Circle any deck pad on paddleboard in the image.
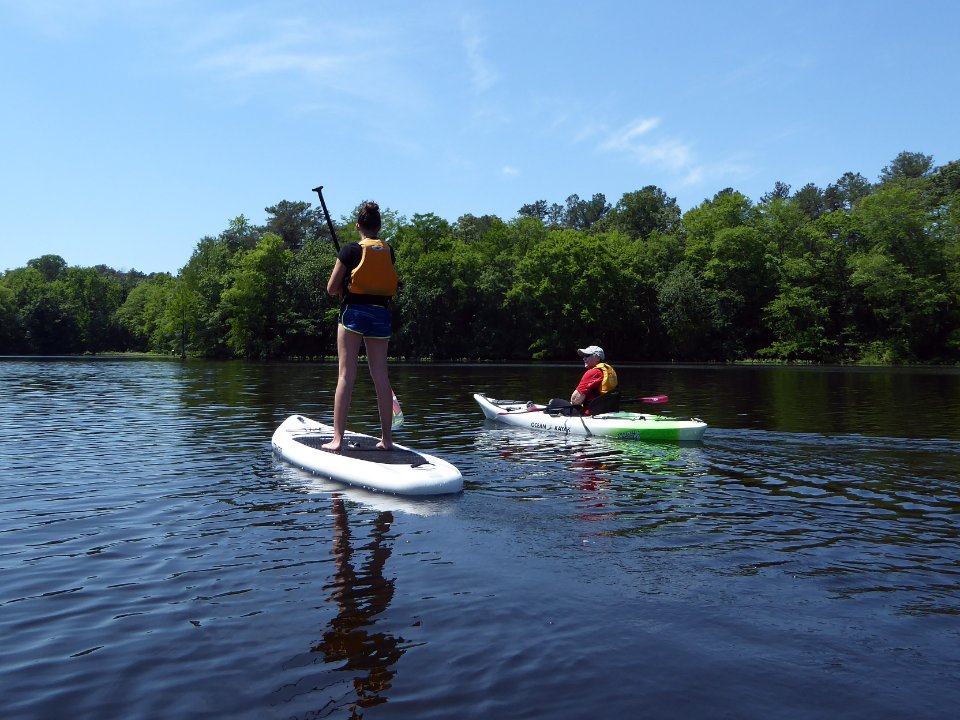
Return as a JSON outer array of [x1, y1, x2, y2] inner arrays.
[[292, 434, 432, 466]]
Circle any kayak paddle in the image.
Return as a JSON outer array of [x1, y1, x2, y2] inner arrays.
[[622, 394, 669, 404], [499, 394, 668, 415]]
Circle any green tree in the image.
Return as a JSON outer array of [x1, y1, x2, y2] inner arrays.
[[824, 171, 872, 211], [0, 282, 24, 353], [395, 213, 451, 258], [505, 229, 639, 359], [177, 236, 234, 357], [2, 266, 80, 353], [757, 193, 806, 260], [853, 185, 938, 276], [604, 186, 681, 239], [466, 216, 549, 359], [792, 183, 826, 219], [21, 274, 81, 353], [760, 181, 791, 203], [518, 200, 564, 227], [760, 286, 833, 361], [116, 273, 177, 352], [562, 193, 610, 231], [161, 276, 200, 358], [656, 265, 723, 360], [759, 255, 838, 361], [283, 235, 337, 357], [878, 151, 934, 184], [518, 200, 549, 222], [451, 214, 501, 246], [683, 190, 757, 265], [843, 172, 954, 361], [61, 267, 125, 352], [264, 200, 326, 251], [928, 160, 960, 206], [220, 233, 292, 359], [219, 215, 260, 253], [27, 254, 68, 282], [391, 214, 462, 359]]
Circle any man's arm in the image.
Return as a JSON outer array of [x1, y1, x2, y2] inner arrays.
[[571, 368, 602, 405]]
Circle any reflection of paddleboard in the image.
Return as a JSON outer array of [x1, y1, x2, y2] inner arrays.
[[274, 461, 459, 517], [272, 415, 463, 496]]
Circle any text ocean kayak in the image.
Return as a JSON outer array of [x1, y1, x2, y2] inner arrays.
[[474, 393, 707, 442], [272, 415, 463, 495]]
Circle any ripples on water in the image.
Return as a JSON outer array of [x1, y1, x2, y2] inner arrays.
[[1, 359, 959, 719]]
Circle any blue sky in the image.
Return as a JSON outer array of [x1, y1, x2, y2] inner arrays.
[[2, 0, 958, 275]]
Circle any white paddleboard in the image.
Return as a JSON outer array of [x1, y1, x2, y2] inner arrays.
[[272, 414, 463, 496]]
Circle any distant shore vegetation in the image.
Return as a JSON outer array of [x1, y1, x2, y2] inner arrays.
[[2, 151, 958, 365]]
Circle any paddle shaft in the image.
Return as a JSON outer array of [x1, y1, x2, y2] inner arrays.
[[499, 394, 668, 415], [312, 185, 341, 253]]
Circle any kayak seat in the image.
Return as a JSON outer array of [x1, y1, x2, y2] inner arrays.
[[586, 391, 621, 415], [545, 398, 581, 416]]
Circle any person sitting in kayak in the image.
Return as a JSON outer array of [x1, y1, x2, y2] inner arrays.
[[547, 345, 620, 415]]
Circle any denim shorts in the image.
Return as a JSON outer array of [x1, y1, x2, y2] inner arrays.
[[339, 303, 392, 339]]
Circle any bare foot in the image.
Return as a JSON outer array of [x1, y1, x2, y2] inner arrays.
[[321, 440, 342, 452], [376, 441, 394, 451]]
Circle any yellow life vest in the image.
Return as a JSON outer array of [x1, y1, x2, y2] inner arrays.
[[348, 239, 398, 297], [597, 362, 618, 394]]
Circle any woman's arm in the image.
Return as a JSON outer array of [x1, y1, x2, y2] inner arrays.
[[326, 259, 347, 297]]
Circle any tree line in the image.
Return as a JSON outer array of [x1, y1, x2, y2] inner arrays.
[[2, 151, 958, 364]]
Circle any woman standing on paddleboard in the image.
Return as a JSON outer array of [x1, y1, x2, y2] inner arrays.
[[322, 201, 399, 452]]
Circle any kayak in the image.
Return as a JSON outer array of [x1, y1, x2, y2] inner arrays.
[[474, 393, 707, 442], [272, 415, 463, 496]]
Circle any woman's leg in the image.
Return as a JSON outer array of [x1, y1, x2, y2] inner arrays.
[[322, 325, 363, 451], [364, 336, 393, 449]]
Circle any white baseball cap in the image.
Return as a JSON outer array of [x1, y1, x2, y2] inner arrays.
[[577, 345, 605, 360]]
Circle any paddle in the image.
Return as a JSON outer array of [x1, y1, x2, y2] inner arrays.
[[622, 394, 669, 404], [391, 391, 404, 429], [498, 394, 669, 415], [312, 185, 341, 253]]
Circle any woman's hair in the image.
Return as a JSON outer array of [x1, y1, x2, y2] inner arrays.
[[356, 201, 382, 236]]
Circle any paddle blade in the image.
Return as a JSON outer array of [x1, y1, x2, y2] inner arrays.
[[622, 394, 670, 405], [391, 391, 404, 429]]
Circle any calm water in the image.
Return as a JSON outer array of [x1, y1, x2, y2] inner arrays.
[[2, 358, 959, 719]]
